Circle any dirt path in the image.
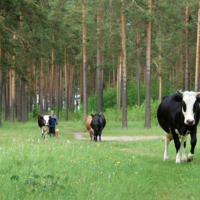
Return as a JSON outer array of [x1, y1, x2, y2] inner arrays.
[[71, 131, 163, 141]]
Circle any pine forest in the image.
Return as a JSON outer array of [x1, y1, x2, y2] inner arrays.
[[1, 0, 200, 127]]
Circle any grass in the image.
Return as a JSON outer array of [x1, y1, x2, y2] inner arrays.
[[1, 120, 200, 199]]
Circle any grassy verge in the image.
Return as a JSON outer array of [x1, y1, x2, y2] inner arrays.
[[1, 121, 200, 199]]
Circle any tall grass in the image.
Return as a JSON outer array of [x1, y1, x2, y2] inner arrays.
[[1, 121, 200, 199]]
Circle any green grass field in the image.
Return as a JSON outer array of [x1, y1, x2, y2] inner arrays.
[[1, 120, 200, 200]]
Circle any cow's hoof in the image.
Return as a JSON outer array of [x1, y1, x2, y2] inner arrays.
[[187, 153, 194, 162], [187, 157, 193, 162], [175, 159, 181, 164], [181, 157, 187, 162], [164, 155, 169, 161]]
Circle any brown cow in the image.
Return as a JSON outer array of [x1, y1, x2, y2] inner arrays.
[[84, 115, 94, 140]]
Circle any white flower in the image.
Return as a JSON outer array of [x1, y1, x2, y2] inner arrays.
[[135, 172, 138, 174], [108, 174, 111, 179]]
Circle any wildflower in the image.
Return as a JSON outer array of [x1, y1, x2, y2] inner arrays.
[[135, 172, 138, 174], [67, 140, 70, 143], [108, 174, 111, 179], [38, 139, 40, 143], [117, 161, 120, 164]]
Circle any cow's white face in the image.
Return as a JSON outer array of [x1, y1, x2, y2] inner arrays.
[[182, 91, 197, 125], [43, 115, 50, 126]]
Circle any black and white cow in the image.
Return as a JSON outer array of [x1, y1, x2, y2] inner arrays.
[[157, 90, 200, 163], [38, 114, 51, 138], [91, 114, 106, 142]]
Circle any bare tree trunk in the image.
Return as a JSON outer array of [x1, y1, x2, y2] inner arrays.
[[185, 1, 190, 90], [40, 38, 44, 114], [96, 3, 103, 114], [180, 43, 184, 89], [50, 35, 54, 110], [64, 45, 68, 120], [137, 33, 141, 107], [195, 5, 200, 92], [17, 76, 22, 122], [82, 0, 87, 119], [112, 54, 115, 88], [117, 54, 122, 112], [57, 65, 60, 119], [145, 0, 152, 128], [121, 0, 127, 128], [158, 38, 162, 100], [0, 17, 2, 127], [80, 62, 83, 103]]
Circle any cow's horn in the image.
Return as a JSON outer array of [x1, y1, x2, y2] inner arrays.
[[196, 92, 200, 96], [177, 90, 183, 95]]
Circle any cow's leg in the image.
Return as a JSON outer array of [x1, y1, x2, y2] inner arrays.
[[164, 133, 170, 161], [187, 131, 197, 162], [181, 135, 187, 162], [173, 135, 181, 164], [40, 128, 45, 138], [99, 130, 102, 142], [94, 134, 97, 142]]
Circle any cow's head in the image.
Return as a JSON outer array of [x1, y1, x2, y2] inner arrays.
[[43, 115, 50, 126], [176, 90, 200, 125]]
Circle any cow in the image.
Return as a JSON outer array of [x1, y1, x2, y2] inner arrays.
[[38, 114, 51, 138], [157, 90, 200, 163], [90, 113, 106, 142], [84, 115, 94, 140]]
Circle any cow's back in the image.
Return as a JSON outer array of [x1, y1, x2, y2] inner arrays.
[[157, 93, 182, 133]]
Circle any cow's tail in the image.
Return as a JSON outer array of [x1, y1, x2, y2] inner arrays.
[[161, 137, 165, 142], [84, 129, 87, 132]]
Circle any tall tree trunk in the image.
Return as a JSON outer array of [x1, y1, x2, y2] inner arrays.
[[137, 33, 141, 107], [96, 3, 103, 114], [117, 54, 122, 112], [40, 38, 44, 114], [0, 15, 2, 127], [9, 67, 15, 123], [112, 54, 115, 88], [180, 43, 184, 89], [64, 45, 68, 120], [158, 38, 162, 100], [50, 35, 54, 110], [145, 0, 152, 128], [80, 62, 83, 103], [121, 0, 127, 128], [57, 65, 60, 119], [17, 76, 22, 122], [185, 1, 190, 90], [82, 0, 87, 119], [195, 5, 200, 92]]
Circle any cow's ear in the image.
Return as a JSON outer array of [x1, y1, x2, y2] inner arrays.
[[91, 114, 94, 117], [197, 97, 200, 103], [40, 116, 43, 119], [173, 94, 182, 102]]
